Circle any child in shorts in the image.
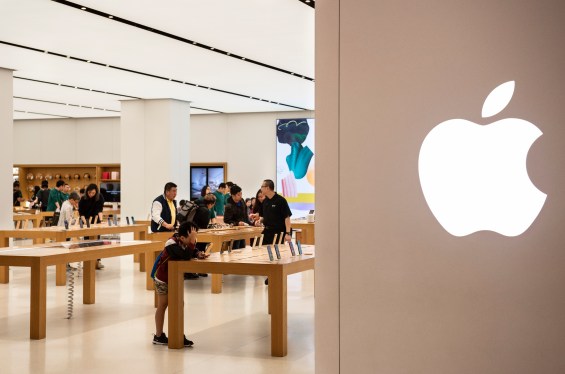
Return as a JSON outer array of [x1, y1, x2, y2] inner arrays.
[[152, 221, 209, 346]]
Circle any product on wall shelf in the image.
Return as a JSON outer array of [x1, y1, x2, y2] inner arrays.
[[15, 164, 120, 200]]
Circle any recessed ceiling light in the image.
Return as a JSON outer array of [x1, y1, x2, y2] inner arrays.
[[81, 7, 86, 10], [86, 60, 90, 63], [211, 47, 215, 50], [242, 57, 246, 60], [109, 15, 113, 19]]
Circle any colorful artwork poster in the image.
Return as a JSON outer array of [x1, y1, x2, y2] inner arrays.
[[276, 118, 315, 218]]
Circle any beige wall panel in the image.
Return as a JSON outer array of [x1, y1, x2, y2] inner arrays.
[[315, 0, 340, 373], [318, 0, 565, 373]]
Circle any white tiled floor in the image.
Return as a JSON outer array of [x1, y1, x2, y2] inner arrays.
[[0, 245, 315, 374]]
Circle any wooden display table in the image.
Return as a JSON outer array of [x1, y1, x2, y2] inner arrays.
[[167, 244, 315, 357], [0, 239, 162, 340], [140, 226, 263, 275], [13, 207, 37, 214], [0, 223, 148, 285], [13, 212, 43, 229], [197, 226, 264, 253], [291, 219, 315, 244]]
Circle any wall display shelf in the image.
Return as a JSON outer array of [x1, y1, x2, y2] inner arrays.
[[16, 164, 120, 200]]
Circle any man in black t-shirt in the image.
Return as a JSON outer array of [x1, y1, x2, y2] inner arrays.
[[257, 179, 292, 245]]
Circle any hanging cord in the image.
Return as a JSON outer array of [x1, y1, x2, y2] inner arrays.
[[66, 266, 75, 319], [76, 261, 83, 278]]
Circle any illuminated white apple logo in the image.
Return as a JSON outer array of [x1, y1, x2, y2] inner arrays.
[[418, 81, 546, 237]]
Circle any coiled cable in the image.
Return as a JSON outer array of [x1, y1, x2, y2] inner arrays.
[[66, 265, 75, 319]]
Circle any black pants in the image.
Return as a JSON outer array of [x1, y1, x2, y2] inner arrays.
[[262, 228, 287, 245]]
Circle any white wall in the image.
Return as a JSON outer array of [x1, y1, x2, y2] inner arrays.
[[14, 117, 120, 164], [190, 110, 314, 197], [13, 110, 314, 199]]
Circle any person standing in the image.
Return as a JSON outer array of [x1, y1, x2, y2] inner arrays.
[[151, 182, 178, 233], [152, 222, 208, 347], [190, 193, 217, 278], [37, 180, 50, 211], [79, 184, 105, 224], [46, 180, 65, 212], [257, 179, 292, 244], [13, 181, 24, 207], [79, 184, 105, 269], [196, 185, 216, 224], [61, 183, 71, 202], [224, 181, 234, 206], [212, 183, 227, 218], [29, 185, 41, 209], [224, 184, 250, 249], [249, 189, 266, 246], [256, 179, 292, 285], [58, 192, 80, 227]]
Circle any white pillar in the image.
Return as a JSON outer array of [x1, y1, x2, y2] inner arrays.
[[120, 99, 191, 221], [0, 68, 14, 230]]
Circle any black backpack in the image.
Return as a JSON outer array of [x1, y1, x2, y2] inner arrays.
[[176, 200, 198, 225]]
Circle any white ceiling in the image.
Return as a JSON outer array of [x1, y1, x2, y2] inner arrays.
[[0, 0, 315, 119]]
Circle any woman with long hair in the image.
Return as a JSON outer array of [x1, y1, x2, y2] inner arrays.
[[79, 183, 105, 269]]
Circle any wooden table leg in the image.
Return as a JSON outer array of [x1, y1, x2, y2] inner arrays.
[[83, 260, 96, 304], [268, 269, 287, 357], [55, 264, 66, 286], [54, 232, 67, 286], [167, 261, 184, 349], [30, 261, 47, 339], [146, 250, 158, 291], [134, 230, 146, 271], [211, 274, 223, 294], [0, 236, 9, 283], [0, 266, 7, 284]]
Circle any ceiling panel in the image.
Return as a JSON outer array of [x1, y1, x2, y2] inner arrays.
[[0, 0, 314, 119]]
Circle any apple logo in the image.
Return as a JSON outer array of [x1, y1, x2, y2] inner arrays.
[[418, 81, 546, 237]]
